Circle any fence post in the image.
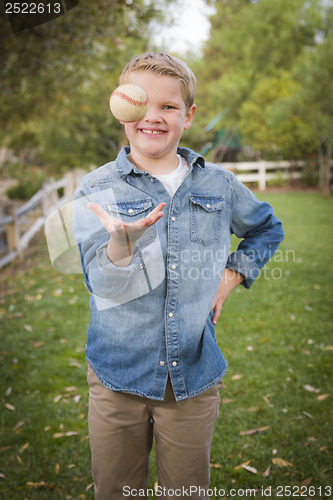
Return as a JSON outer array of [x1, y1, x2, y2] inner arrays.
[[64, 171, 76, 202], [64, 169, 86, 201], [4, 203, 23, 261], [258, 163, 266, 191]]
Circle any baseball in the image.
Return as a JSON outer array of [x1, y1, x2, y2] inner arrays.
[[109, 84, 149, 122]]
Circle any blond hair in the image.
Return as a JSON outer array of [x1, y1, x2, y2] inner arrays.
[[119, 52, 196, 110]]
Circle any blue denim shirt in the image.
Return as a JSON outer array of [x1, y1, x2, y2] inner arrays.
[[73, 146, 284, 401]]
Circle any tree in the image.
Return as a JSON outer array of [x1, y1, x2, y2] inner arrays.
[[192, 0, 330, 173], [292, 0, 333, 196], [238, 72, 313, 159], [0, 0, 174, 171]]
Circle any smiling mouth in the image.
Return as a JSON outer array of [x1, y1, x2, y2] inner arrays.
[[140, 129, 165, 135]]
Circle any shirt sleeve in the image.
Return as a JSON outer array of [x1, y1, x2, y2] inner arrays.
[[226, 175, 284, 288]]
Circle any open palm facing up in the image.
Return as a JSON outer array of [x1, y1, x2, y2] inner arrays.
[[87, 201, 166, 265]]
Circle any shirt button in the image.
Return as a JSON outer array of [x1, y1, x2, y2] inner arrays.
[[168, 312, 173, 318], [139, 263, 144, 269], [171, 216, 176, 222], [171, 264, 176, 270], [159, 361, 165, 367], [206, 203, 211, 209], [150, 178, 154, 182], [172, 361, 177, 367], [128, 208, 134, 214]]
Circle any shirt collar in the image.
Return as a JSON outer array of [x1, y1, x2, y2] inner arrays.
[[115, 146, 205, 178]]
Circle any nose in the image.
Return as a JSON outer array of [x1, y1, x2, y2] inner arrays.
[[143, 105, 162, 122]]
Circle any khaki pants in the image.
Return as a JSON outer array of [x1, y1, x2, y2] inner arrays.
[[87, 365, 222, 500]]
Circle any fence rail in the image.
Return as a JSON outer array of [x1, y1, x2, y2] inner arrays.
[[0, 170, 84, 269], [218, 160, 307, 191]]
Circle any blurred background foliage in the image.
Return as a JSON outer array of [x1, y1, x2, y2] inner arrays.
[[0, 0, 173, 171], [0, 0, 332, 193]]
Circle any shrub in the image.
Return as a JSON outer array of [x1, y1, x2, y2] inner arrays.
[[6, 172, 46, 200]]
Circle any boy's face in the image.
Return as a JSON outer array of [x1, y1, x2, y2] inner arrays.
[[122, 71, 196, 166]]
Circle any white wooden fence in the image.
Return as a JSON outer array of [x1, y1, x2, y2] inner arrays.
[[219, 160, 305, 191], [0, 160, 328, 268], [0, 170, 84, 269]]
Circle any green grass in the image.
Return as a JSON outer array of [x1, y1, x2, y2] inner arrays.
[[1, 191, 332, 499]]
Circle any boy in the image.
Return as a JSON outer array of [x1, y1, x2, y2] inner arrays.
[[73, 52, 284, 499]]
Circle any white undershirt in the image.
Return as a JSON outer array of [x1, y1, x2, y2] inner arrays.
[[153, 155, 189, 197]]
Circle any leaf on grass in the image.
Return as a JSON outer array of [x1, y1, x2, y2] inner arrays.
[[242, 464, 257, 474], [33, 341, 44, 348], [263, 465, 271, 477], [210, 463, 221, 468], [324, 345, 333, 351], [304, 437, 317, 447], [7, 312, 24, 319], [239, 426, 269, 436], [19, 442, 29, 454], [53, 431, 78, 438], [68, 296, 78, 305], [5, 387, 12, 396], [16, 455, 23, 464], [65, 386, 77, 392], [220, 398, 234, 404], [272, 458, 293, 467], [0, 473, 5, 479], [55, 463, 60, 474], [231, 374, 242, 381], [302, 411, 313, 419], [317, 394, 329, 401], [4, 403, 15, 411], [86, 483, 94, 491], [303, 384, 320, 393], [301, 477, 312, 486], [234, 460, 251, 470], [263, 396, 274, 407], [27, 481, 56, 490], [69, 358, 82, 368], [24, 324, 33, 332], [53, 394, 62, 403]]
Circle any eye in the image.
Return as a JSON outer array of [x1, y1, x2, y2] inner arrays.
[[163, 105, 176, 110]]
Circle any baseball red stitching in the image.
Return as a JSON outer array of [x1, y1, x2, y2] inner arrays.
[[111, 90, 148, 107]]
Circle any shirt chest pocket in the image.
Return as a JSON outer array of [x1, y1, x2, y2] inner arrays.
[[106, 198, 157, 248], [189, 194, 224, 245]]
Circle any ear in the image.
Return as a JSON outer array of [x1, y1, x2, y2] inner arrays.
[[184, 104, 197, 130]]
